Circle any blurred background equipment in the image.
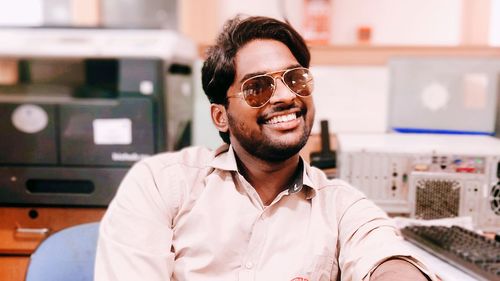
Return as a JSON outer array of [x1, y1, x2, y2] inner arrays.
[[0, 0, 178, 29], [388, 57, 500, 136], [337, 133, 500, 232], [0, 28, 196, 206], [310, 119, 336, 170], [302, 0, 331, 45], [101, 0, 178, 29]]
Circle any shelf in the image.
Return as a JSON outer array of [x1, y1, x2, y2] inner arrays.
[[0, 28, 196, 60], [310, 45, 500, 65], [199, 44, 500, 65]]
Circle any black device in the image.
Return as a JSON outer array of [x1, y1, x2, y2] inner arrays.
[[310, 120, 336, 170], [0, 58, 192, 207], [402, 225, 500, 281]]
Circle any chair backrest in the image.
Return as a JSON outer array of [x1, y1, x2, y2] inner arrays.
[[25, 222, 100, 281]]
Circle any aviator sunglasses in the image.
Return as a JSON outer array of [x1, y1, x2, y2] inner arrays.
[[227, 67, 314, 108]]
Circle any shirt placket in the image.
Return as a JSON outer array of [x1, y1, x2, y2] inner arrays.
[[234, 171, 301, 281], [238, 208, 268, 281], [235, 175, 270, 281]]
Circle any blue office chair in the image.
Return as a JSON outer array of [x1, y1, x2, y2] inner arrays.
[[25, 222, 100, 281]]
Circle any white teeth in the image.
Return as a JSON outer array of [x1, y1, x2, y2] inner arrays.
[[266, 113, 297, 124]]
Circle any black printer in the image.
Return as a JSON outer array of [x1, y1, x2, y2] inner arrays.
[[0, 28, 196, 206]]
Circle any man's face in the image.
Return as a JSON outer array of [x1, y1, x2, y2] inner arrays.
[[225, 39, 315, 162]]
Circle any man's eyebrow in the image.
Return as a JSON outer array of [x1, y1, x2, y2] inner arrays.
[[239, 63, 302, 83]]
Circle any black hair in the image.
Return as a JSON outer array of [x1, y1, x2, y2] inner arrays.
[[201, 15, 310, 144]]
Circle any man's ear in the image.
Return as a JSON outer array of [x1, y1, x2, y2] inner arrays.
[[210, 104, 229, 133]]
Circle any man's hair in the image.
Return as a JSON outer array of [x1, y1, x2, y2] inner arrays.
[[201, 15, 311, 144]]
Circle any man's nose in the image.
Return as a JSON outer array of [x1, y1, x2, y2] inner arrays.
[[269, 78, 295, 104]]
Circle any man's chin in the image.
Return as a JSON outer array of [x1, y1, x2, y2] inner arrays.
[[253, 140, 307, 162], [255, 127, 311, 162]]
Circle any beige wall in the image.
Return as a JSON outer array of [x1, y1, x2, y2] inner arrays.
[[181, 0, 496, 46], [179, 0, 219, 45]]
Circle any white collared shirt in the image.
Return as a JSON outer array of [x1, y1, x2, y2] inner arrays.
[[95, 145, 437, 281]]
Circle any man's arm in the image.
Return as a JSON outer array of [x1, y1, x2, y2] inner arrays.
[[370, 258, 431, 281], [335, 186, 438, 280], [95, 162, 177, 281]]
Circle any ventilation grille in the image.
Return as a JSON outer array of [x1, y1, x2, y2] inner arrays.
[[415, 179, 460, 219], [490, 184, 500, 216]]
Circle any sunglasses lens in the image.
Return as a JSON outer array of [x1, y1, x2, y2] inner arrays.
[[239, 68, 314, 108], [241, 76, 275, 107], [284, 68, 314, 97]]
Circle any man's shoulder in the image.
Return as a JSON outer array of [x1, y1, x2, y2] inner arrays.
[[306, 165, 352, 190], [139, 146, 215, 172], [306, 165, 366, 202]]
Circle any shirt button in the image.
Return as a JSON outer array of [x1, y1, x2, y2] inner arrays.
[[245, 262, 253, 269]]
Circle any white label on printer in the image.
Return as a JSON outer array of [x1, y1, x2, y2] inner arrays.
[[93, 119, 132, 145], [12, 104, 48, 134]]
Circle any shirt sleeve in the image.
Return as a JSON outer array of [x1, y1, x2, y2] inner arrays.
[[336, 190, 439, 281], [94, 161, 178, 281]]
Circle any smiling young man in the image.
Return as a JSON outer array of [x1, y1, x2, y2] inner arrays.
[[95, 16, 437, 281]]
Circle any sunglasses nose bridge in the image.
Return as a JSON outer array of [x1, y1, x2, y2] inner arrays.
[[269, 75, 296, 102]]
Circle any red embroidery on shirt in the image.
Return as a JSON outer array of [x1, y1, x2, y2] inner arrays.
[[290, 277, 309, 281]]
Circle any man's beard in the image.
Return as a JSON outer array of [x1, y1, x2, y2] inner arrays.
[[228, 112, 312, 162], [249, 128, 309, 162]]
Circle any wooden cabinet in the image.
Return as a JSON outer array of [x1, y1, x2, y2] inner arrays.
[[0, 207, 105, 281], [0, 257, 29, 281]]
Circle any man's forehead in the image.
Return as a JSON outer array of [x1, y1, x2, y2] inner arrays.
[[233, 39, 299, 80]]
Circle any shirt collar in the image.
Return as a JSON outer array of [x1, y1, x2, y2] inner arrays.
[[209, 144, 318, 199], [288, 158, 303, 194], [301, 160, 317, 199], [209, 144, 238, 172]]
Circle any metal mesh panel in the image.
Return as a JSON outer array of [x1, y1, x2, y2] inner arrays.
[[415, 179, 460, 219], [490, 184, 500, 216]]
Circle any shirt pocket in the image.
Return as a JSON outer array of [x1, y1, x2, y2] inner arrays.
[[300, 254, 338, 281]]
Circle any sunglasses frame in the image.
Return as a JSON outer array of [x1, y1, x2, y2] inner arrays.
[[227, 67, 314, 108]]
